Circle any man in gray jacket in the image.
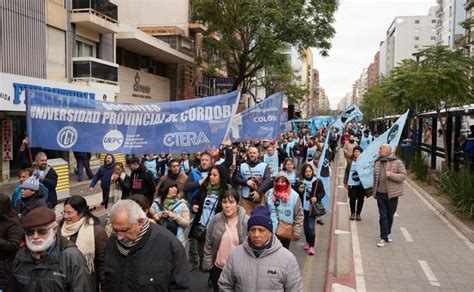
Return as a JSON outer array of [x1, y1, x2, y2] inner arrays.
[[218, 206, 303, 291]]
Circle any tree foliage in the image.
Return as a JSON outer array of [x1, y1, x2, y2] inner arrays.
[[191, 0, 339, 94]]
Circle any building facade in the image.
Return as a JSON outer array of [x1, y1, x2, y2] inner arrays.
[[436, 0, 467, 48], [464, 0, 474, 56], [0, 0, 120, 182], [379, 6, 438, 76]]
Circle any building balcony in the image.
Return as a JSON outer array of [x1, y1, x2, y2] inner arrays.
[[71, 0, 118, 34], [189, 22, 207, 33], [72, 57, 118, 85], [117, 24, 194, 64]]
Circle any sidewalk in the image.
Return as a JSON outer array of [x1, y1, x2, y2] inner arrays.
[[347, 165, 474, 291]]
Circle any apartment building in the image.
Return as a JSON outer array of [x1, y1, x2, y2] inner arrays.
[[436, 0, 466, 48], [379, 6, 438, 76], [0, 0, 119, 181]]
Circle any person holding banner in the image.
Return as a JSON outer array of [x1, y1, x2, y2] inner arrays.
[[233, 147, 272, 215], [344, 146, 366, 221], [373, 144, 407, 247]]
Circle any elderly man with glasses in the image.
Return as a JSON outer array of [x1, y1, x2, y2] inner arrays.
[[12, 207, 93, 292]]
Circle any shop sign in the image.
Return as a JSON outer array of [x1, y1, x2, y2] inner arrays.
[[0, 72, 115, 112]]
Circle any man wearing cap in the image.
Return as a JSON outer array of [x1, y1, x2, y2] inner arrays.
[[218, 206, 303, 291], [12, 207, 93, 291]]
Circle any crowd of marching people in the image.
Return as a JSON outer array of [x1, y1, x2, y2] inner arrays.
[[0, 121, 398, 292]]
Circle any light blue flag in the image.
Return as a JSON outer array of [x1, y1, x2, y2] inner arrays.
[[229, 92, 284, 141], [333, 104, 363, 131], [356, 110, 409, 188], [26, 89, 240, 154], [310, 116, 334, 134], [316, 130, 332, 212]]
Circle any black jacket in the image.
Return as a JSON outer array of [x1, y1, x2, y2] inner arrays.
[[13, 236, 93, 292], [297, 178, 325, 203], [0, 217, 23, 290], [42, 166, 58, 208], [130, 165, 157, 204], [104, 223, 191, 292]]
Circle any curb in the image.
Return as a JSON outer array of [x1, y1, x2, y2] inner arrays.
[[406, 177, 474, 243], [325, 154, 357, 292]]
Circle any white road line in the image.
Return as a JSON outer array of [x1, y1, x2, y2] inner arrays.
[[351, 221, 366, 292], [418, 260, 440, 287], [394, 212, 399, 217], [400, 227, 414, 242], [407, 180, 474, 250]]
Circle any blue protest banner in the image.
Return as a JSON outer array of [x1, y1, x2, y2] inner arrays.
[[316, 127, 332, 211], [229, 92, 284, 141], [26, 89, 240, 154], [356, 110, 409, 188]]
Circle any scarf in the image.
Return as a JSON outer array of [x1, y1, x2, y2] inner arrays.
[[61, 217, 95, 273], [207, 183, 221, 195], [379, 155, 392, 162], [163, 197, 179, 210], [116, 218, 150, 256], [273, 183, 291, 203]]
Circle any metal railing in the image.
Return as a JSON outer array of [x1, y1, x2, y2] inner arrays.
[[72, 0, 118, 23], [73, 58, 118, 85]]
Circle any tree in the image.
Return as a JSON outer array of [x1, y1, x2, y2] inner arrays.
[[375, 46, 474, 167], [192, 0, 338, 96]]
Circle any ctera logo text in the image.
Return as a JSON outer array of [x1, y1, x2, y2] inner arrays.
[[163, 131, 210, 147]]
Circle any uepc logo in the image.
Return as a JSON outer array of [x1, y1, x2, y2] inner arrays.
[[57, 126, 78, 149], [103, 130, 124, 151]]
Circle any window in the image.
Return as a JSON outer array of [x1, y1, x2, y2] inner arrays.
[[415, 19, 420, 24], [414, 36, 420, 41], [75, 40, 95, 57], [414, 45, 419, 49], [431, 36, 436, 40], [431, 19, 436, 23]]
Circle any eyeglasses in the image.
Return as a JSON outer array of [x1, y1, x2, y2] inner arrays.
[[25, 225, 54, 236]]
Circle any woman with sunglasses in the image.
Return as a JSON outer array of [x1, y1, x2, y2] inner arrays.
[[0, 193, 23, 292], [61, 195, 107, 292]]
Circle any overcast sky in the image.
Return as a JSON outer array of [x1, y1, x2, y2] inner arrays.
[[313, 0, 437, 109]]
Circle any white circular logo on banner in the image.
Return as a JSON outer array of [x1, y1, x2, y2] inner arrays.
[[103, 130, 124, 151], [57, 126, 78, 149]]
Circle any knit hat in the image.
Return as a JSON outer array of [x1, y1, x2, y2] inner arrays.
[[21, 207, 56, 229], [353, 146, 363, 154], [248, 206, 273, 232], [22, 174, 40, 191]]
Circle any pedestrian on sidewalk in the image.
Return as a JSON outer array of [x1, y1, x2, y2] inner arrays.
[[73, 152, 94, 182], [89, 154, 115, 208], [343, 135, 358, 165], [0, 193, 23, 292], [104, 200, 191, 291], [373, 144, 407, 247], [297, 164, 325, 255], [344, 146, 366, 221], [218, 206, 303, 291], [61, 196, 108, 292], [13, 207, 93, 291], [263, 175, 304, 249], [202, 189, 248, 292]]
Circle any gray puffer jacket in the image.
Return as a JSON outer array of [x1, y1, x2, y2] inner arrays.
[[218, 235, 303, 292], [202, 206, 249, 272]]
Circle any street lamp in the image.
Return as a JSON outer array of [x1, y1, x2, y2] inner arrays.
[[411, 51, 425, 145]]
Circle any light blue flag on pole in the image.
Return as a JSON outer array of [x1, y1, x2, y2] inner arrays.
[[356, 110, 410, 188], [229, 92, 284, 141], [315, 104, 364, 212]]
